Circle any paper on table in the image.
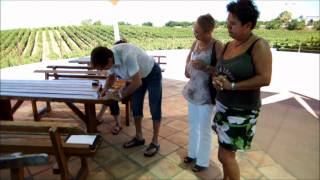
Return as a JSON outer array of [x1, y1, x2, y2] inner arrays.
[[66, 135, 97, 145]]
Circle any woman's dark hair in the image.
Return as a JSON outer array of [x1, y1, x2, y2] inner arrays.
[[90, 46, 114, 68], [197, 13, 215, 33], [227, 0, 260, 29]]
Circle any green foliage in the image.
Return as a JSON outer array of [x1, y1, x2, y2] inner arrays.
[[93, 21, 102, 26], [142, 22, 153, 26], [313, 20, 320, 30], [265, 20, 282, 29], [277, 11, 292, 24], [165, 21, 194, 27], [81, 19, 93, 26], [287, 19, 305, 30]]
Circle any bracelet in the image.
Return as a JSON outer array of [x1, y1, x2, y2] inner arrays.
[[231, 82, 236, 90]]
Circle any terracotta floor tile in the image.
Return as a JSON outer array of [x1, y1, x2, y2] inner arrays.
[[172, 170, 200, 180], [158, 138, 180, 156], [92, 146, 122, 165], [147, 158, 183, 179], [103, 157, 139, 179], [103, 131, 130, 145], [167, 120, 189, 131], [259, 165, 297, 179], [123, 169, 157, 180], [86, 167, 113, 180], [166, 131, 189, 147], [128, 148, 163, 167], [159, 124, 179, 138], [238, 159, 263, 179], [245, 150, 276, 167]]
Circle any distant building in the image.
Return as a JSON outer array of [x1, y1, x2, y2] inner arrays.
[[305, 16, 320, 26]]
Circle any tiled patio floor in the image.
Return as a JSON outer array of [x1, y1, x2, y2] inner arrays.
[[0, 78, 319, 180]]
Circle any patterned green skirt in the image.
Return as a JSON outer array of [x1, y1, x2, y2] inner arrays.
[[212, 100, 260, 151]]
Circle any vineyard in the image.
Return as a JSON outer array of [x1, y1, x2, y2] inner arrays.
[[1, 24, 319, 68]]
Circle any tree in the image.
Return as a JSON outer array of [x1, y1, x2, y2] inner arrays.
[[313, 20, 320, 30], [265, 20, 282, 29], [287, 19, 305, 30], [142, 22, 153, 26], [277, 11, 292, 25], [81, 19, 93, 26], [93, 21, 102, 26]]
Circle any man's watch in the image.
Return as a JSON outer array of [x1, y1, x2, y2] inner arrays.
[[231, 82, 236, 90]]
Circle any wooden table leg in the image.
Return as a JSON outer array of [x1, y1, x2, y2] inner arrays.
[[11, 168, 24, 180], [31, 100, 40, 121], [0, 99, 13, 120], [85, 103, 97, 133]]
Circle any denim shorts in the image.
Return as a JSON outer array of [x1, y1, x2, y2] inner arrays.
[[132, 63, 162, 122]]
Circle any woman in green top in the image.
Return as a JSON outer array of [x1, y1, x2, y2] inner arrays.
[[212, 0, 272, 179]]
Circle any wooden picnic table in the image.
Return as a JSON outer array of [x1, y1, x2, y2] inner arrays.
[[0, 79, 124, 133]]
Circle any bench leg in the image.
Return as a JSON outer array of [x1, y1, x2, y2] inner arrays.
[[75, 157, 88, 180], [49, 127, 71, 180], [10, 167, 24, 180], [0, 99, 13, 120]]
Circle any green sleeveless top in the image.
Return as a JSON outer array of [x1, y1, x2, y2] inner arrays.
[[215, 39, 261, 110]]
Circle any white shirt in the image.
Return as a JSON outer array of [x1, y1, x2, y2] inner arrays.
[[109, 43, 155, 80]]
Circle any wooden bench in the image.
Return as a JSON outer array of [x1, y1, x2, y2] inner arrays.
[[0, 121, 102, 180]]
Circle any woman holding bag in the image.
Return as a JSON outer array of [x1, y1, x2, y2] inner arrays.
[[182, 13, 223, 172]]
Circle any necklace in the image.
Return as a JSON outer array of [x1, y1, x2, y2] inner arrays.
[[234, 34, 252, 47]]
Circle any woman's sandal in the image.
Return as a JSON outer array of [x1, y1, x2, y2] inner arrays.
[[123, 137, 145, 148], [111, 126, 122, 135], [144, 143, 160, 157], [183, 156, 195, 164], [192, 165, 207, 172]]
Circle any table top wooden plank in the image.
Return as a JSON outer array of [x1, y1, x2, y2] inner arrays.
[[1, 85, 97, 92], [0, 79, 115, 103], [1, 88, 97, 96]]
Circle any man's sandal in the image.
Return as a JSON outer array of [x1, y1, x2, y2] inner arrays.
[[144, 143, 160, 157], [123, 137, 145, 148], [111, 126, 122, 135]]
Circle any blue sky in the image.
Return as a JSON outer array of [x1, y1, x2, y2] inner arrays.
[[1, 0, 319, 30]]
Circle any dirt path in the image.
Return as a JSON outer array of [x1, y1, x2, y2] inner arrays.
[[42, 31, 49, 60], [49, 30, 61, 58], [31, 31, 39, 56], [54, 30, 71, 54]]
